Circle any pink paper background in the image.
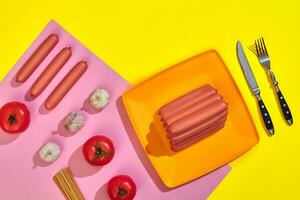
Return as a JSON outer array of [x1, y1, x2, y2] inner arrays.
[[0, 20, 230, 200]]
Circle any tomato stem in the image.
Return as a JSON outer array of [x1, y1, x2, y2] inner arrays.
[[94, 141, 112, 157], [95, 148, 111, 157], [118, 188, 128, 197], [8, 114, 16, 125]]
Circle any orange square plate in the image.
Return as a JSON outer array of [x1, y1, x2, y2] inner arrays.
[[122, 50, 259, 188]]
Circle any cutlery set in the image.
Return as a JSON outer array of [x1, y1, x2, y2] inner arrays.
[[237, 38, 293, 135]]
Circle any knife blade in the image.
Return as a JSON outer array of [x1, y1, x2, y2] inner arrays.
[[236, 41, 274, 135], [237, 41, 260, 95]]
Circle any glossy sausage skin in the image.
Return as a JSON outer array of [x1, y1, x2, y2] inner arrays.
[[167, 99, 227, 136], [170, 111, 227, 143], [30, 47, 72, 97], [159, 84, 215, 119], [171, 122, 225, 152], [16, 34, 59, 83], [45, 61, 88, 110], [164, 93, 221, 125], [159, 84, 229, 152]]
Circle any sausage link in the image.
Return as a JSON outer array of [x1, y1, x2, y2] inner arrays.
[[171, 122, 225, 152], [159, 85, 215, 120], [164, 93, 221, 125], [45, 61, 88, 110], [16, 34, 59, 83], [30, 47, 72, 97], [167, 99, 228, 136], [169, 110, 227, 143]]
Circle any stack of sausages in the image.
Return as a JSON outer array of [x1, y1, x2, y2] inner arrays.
[[159, 84, 228, 152], [15, 34, 88, 110]]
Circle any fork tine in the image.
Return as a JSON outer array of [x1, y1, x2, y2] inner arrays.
[[258, 38, 265, 56], [257, 39, 262, 56], [259, 38, 266, 56], [248, 44, 256, 52], [259, 39, 264, 57], [255, 40, 260, 57], [261, 37, 269, 56], [248, 44, 257, 56]]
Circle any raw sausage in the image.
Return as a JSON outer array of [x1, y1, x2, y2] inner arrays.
[[159, 85, 216, 120], [45, 61, 88, 110], [159, 84, 228, 152], [16, 34, 59, 83], [159, 85, 214, 117], [30, 47, 72, 97], [164, 93, 221, 125], [171, 122, 225, 152], [169, 110, 227, 143], [167, 99, 227, 136]]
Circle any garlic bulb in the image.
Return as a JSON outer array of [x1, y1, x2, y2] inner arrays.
[[89, 88, 110, 110], [39, 142, 61, 163], [63, 112, 85, 133]]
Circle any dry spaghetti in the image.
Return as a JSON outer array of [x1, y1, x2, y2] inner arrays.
[[53, 167, 85, 200]]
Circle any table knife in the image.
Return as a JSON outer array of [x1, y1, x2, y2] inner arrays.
[[236, 41, 274, 135]]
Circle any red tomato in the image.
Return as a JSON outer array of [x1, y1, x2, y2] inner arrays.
[[107, 175, 137, 200], [83, 135, 115, 166], [0, 102, 31, 134]]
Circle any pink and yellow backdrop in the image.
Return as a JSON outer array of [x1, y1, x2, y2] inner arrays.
[[0, 20, 230, 199], [0, 0, 300, 199]]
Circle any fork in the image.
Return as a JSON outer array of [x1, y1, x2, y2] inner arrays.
[[250, 37, 293, 125]]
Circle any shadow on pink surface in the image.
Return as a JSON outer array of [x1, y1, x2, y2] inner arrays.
[[0, 130, 20, 145], [10, 75, 22, 88], [24, 89, 36, 102], [32, 147, 53, 168], [81, 97, 102, 115], [94, 182, 110, 200], [32, 138, 65, 168], [68, 145, 102, 177], [116, 97, 171, 193], [52, 119, 75, 137], [38, 103, 51, 115]]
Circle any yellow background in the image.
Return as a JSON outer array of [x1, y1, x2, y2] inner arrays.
[[0, 0, 299, 199]]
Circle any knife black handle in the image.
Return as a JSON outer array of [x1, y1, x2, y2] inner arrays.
[[277, 89, 293, 125], [257, 97, 274, 135]]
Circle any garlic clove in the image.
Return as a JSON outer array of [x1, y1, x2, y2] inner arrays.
[[89, 88, 110, 110], [63, 112, 85, 133], [39, 142, 61, 163]]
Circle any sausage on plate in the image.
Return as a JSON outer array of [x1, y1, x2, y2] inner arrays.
[[164, 93, 222, 125], [169, 111, 227, 143], [171, 122, 225, 152], [167, 99, 227, 136]]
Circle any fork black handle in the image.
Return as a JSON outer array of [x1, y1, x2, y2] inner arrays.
[[268, 70, 293, 125], [256, 95, 274, 135], [276, 88, 293, 125]]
